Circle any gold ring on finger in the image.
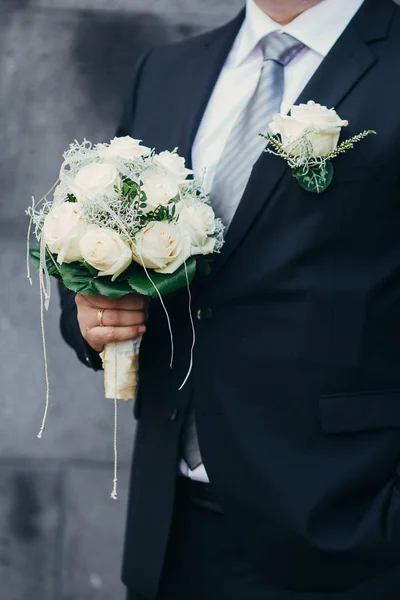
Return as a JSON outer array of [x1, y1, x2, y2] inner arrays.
[[97, 308, 105, 327]]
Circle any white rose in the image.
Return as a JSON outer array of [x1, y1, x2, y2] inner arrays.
[[269, 101, 349, 157], [71, 162, 118, 201], [43, 202, 87, 264], [178, 203, 216, 255], [141, 170, 180, 211], [132, 221, 191, 274], [79, 225, 132, 281], [104, 136, 151, 160], [155, 151, 193, 182]]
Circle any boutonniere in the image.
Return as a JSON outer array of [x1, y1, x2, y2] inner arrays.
[[261, 101, 376, 194]]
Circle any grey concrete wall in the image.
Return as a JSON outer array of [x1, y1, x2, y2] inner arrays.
[[0, 1, 243, 598]]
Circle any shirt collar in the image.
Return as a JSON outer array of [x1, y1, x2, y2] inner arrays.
[[229, 0, 365, 67]]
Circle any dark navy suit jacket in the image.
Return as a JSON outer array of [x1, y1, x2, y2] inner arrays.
[[59, 0, 400, 596]]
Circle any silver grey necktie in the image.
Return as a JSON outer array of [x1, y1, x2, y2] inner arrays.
[[181, 407, 202, 471], [211, 31, 305, 229], [181, 33, 304, 472]]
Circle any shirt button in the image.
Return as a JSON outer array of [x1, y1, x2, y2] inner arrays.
[[170, 408, 179, 422]]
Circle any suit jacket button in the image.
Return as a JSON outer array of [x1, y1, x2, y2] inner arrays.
[[170, 408, 179, 422], [196, 308, 212, 321]]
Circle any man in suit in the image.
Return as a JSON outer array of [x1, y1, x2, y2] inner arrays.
[[59, 0, 400, 597]]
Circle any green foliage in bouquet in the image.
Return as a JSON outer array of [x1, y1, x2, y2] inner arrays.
[[29, 248, 197, 299]]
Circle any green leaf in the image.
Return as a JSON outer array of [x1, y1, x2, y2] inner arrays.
[[30, 248, 134, 297], [58, 262, 132, 298], [80, 260, 98, 276], [66, 193, 77, 203], [126, 258, 197, 299], [90, 276, 133, 298], [293, 161, 334, 194], [29, 248, 41, 269], [29, 248, 63, 280], [120, 175, 141, 204]]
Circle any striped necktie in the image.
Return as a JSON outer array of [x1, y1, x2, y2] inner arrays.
[[181, 32, 305, 472], [210, 31, 305, 229]]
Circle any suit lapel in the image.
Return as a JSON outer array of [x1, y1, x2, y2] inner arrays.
[[211, 0, 395, 275], [173, 10, 245, 170]]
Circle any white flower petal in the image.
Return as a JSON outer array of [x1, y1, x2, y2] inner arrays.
[[271, 101, 349, 157], [80, 225, 132, 279], [43, 202, 87, 264], [105, 136, 151, 160]]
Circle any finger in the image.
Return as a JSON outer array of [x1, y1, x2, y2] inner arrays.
[[78, 293, 148, 311], [98, 308, 148, 329], [86, 325, 146, 352], [78, 303, 148, 330]]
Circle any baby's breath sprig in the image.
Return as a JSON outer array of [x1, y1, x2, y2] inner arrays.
[[81, 195, 140, 241], [26, 197, 53, 239], [260, 127, 376, 194], [261, 130, 327, 173], [261, 128, 376, 170], [328, 130, 376, 159]]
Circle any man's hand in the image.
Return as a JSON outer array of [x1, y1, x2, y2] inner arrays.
[[75, 293, 149, 353]]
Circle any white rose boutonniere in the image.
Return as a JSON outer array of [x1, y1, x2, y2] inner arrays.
[[263, 101, 376, 194], [270, 102, 349, 158], [80, 225, 132, 281], [42, 201, 87, 264]]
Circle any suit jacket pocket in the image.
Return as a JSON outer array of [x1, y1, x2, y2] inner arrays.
[[319, 390, 400, 434]]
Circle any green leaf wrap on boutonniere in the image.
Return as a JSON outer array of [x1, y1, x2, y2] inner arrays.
[[260, 100, 376, 194]]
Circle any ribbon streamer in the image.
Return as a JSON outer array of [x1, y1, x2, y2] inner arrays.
[[179, 260, 196, 391], [111, 341, 119, 500]]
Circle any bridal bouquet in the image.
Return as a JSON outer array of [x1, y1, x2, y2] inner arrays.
[[27, 136, 223, 495]]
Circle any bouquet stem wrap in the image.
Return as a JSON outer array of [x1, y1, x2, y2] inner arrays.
[[100, 338, 142, 401]]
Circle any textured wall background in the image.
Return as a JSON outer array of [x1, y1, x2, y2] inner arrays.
[[0, 1, 242, 599]]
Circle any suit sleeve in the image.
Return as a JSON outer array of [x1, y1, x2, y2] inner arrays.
[[57, 51, 152, 371], [58, 281, 103, 370]]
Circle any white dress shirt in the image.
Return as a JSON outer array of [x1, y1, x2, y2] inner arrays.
[[181, 0, 365, 484]]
